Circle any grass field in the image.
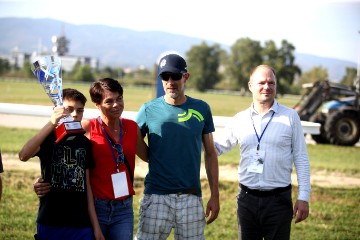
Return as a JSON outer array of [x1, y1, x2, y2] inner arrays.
[[1, 79, 360, 239], [1, 170, 359, 240], [0, 79, 300, 116]]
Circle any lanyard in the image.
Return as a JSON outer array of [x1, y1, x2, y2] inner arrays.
[[251, 111, 275, 151], [97, 117, 124, 172]]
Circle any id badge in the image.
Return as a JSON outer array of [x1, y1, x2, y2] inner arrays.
[[111, 171, 129, 198], [247, 149, 265, 174]]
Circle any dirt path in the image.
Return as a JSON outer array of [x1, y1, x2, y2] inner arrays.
[[3, 153, 360, 188]]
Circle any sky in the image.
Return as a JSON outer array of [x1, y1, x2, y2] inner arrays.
[[1, 0, 360, 64]]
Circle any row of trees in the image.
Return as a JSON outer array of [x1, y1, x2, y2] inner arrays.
[[186, 38, 302, 94], [0, 56, 152, 85], [186, 38, 357, 94], [0, 37, 357, 95]]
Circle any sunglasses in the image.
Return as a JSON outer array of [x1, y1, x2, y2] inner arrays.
[[160, 72, 184, 81]]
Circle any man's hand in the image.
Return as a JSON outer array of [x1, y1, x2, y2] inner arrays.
[[205, 195, 220, 224], [293, 200, 309, 223], [33, 178, 51, 198]]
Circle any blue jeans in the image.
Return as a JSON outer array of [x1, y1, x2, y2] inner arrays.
[[94, 196, 134, 240]]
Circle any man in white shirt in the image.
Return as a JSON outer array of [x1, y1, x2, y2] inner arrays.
[[215, 65, 311, 240]]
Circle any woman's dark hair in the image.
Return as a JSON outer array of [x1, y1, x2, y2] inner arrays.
[[89, 78, 123, 104]]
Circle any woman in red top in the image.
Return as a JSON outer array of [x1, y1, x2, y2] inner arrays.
[[82, 78, 148, 240]]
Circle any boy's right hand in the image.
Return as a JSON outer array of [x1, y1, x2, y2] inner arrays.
[[50, 106, 68, 126], [33, 178, 51, 198]]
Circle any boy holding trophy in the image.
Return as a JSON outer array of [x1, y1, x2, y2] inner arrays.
[[19, 54, 104, 239], [19, 88, 104, 240]]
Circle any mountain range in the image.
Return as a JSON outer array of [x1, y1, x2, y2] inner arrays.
[[0, 17, 357, 81]]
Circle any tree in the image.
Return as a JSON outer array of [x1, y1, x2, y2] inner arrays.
[[99, 66, 125, 79], [70, 60, 82, 76], [22, 60, 34, 78], [227, 38, 262, 91], [72, 65, 95, 82], [0, 58, 10, 76], [186, 42, 223, 92], [262, 40, 301, 95], [298, 66, 328, 86], [340, 67, 357, 87]]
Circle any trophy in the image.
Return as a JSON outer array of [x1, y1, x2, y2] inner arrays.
[[31, 55, 85, 144]]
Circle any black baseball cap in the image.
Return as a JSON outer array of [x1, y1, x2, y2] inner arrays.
[[158, 54, 187, 76]]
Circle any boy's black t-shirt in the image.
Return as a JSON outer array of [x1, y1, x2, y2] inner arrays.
[[36, 132, 95, 227]]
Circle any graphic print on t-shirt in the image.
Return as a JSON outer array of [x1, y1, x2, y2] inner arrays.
[[51, 146, 87, 192], [178, 109, 204, 122]]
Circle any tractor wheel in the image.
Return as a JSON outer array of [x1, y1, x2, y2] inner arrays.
[[309, 112, 329, 144], [324, 111, 360, 146]]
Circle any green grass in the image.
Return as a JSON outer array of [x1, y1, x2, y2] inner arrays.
[[307, 144, 360, 177], [0, 127, 38, 152], [0, 170, 39, 239], [1, 170, 359, 240], [0, 79, 299, 116]]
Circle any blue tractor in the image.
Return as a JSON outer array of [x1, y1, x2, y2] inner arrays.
[[294, 79, 360, 146]]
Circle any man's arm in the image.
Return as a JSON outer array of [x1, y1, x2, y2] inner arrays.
[[213, 117, 239, 156], [291, 111, 311, 223], [136, 127, 148, 162], [202, 133, 220, 224]]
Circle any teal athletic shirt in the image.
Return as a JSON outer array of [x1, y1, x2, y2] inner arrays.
[[136, 96, 215, 197]]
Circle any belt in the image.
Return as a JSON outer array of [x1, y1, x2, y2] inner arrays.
[[171, 188, 199, 196], [240, 184, 291, 197], [94, 196, 131, 205]]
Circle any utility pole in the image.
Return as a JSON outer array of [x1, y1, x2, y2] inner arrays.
[[51, 25, 70, 56]]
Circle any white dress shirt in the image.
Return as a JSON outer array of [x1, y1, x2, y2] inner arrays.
[[215, 100, 311, 201]]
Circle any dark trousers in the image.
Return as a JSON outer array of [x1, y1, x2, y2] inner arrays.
[[237, 186, 293, 240]]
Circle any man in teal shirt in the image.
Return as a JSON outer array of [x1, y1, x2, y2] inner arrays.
[[135, 53, 220, 240]]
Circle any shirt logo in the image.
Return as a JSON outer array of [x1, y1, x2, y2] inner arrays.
[[178, 109, 204, 122]]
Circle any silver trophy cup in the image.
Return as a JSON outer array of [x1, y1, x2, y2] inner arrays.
[[31, 55, 85, 144]]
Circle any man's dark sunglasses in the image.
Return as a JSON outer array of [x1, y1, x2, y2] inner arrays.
[[160, 72, 184, 81]]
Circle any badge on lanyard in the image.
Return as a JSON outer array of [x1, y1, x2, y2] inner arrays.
[[248, 148, 265, 174], [111, 172, 129, 198], [248, 111, 274, 174], [97, 117, 130, 198], [111, 143, 129, 198]]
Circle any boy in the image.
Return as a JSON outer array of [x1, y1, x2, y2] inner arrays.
[[19, 88, 102, 240]]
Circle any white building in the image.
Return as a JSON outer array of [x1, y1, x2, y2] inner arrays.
[[1, 35, 99, 72]]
